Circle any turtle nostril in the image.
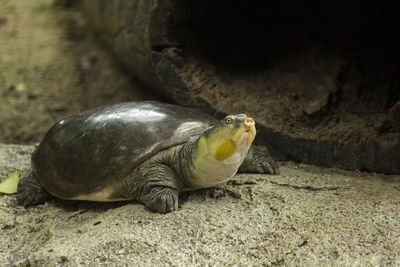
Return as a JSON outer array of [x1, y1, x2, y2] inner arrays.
[[242, 118, 255, 128]]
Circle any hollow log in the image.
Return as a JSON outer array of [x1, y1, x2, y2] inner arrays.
[[80, 0, 400, 174]]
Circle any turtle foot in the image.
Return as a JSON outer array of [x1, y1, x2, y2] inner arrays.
[[240, 145, 280, 175], [17, 172, 52, 207], [141, 187, 179, 213]]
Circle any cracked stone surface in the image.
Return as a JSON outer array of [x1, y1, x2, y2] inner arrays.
[[1, 144, 400, 266]]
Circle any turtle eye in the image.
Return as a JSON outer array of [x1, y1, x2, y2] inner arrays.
[[223, 116, 234, 125]]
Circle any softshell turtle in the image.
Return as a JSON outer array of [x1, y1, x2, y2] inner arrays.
[[17, 101, 279, 213]]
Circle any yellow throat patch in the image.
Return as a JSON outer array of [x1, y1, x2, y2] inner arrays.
[[214, 139, 236, 160]]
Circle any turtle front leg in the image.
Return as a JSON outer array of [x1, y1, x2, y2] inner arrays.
[[140, 185, 179, 213], [239, 145, 280, 175], [117, 159, 182, 213], [138, 163, 182, 213]]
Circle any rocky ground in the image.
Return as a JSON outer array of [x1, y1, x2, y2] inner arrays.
[[1, 144, 400, 266]]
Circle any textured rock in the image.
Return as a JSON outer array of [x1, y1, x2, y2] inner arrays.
[[1, 144, 400, 265], [80, 0, 400, 174]]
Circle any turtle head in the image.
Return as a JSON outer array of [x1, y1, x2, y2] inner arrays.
[[190, 114, 256, 188], [197, 114, 256, 161]]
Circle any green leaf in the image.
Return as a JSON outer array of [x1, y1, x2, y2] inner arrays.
[[0, 171, 19, 194]]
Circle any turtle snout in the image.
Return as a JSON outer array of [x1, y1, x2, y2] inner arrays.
[[242, 118, 255, 131]]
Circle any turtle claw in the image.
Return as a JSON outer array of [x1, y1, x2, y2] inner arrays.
[[256, 158, 280, 175], [141, 187, 179, 213], [240, 145, 280, 175]]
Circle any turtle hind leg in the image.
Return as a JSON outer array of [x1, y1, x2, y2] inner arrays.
[[17, 172, 53, 207]]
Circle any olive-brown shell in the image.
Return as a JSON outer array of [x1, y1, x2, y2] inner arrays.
[[32, 101, 215, 198]]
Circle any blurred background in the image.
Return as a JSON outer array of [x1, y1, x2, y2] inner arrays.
[[0, 0, 160, 144]]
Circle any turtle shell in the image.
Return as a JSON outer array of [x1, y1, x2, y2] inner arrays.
[[32, 101, 216, 198]]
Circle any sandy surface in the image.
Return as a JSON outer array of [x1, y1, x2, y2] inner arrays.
[[1, 144, 400, 266]]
